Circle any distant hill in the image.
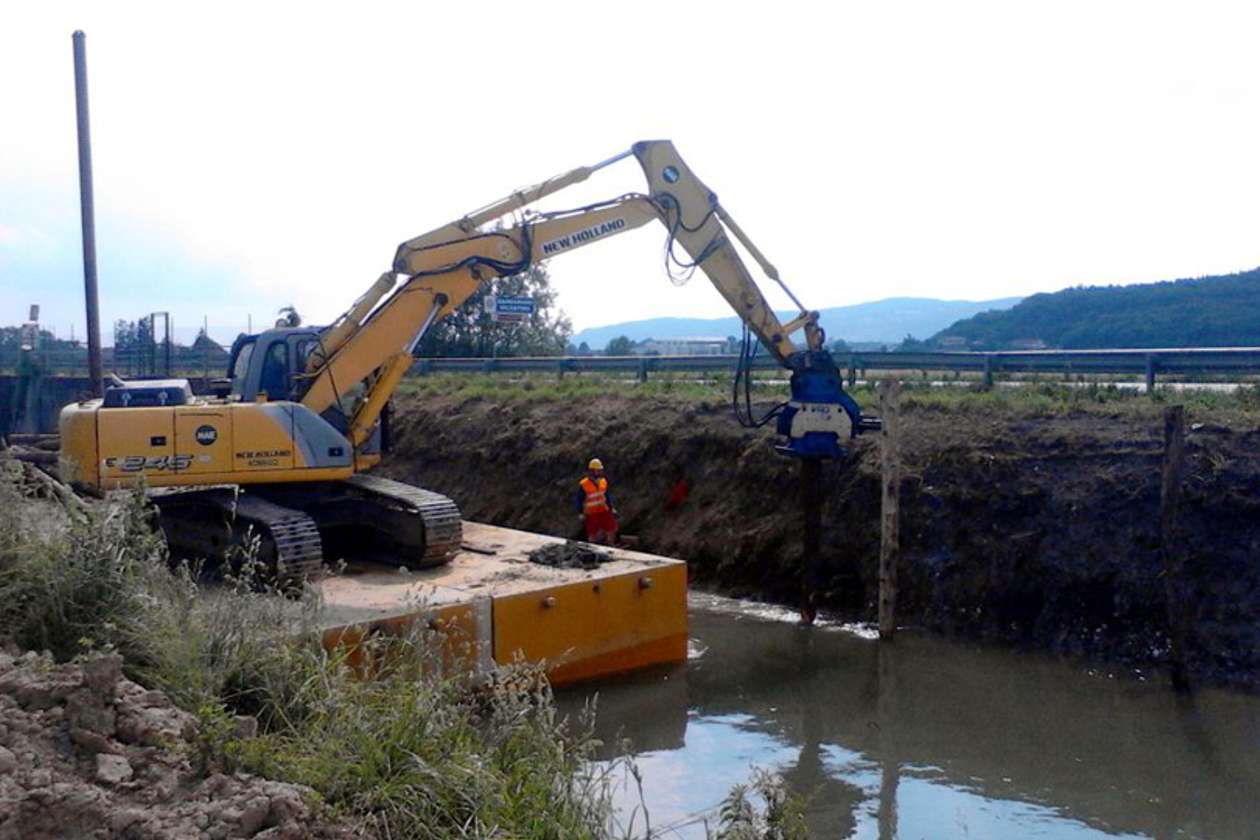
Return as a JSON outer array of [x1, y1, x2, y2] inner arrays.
[[933, 268, 1260, 349], [571, 296, 1021, 350]]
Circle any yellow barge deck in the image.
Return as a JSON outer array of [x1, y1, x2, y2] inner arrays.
[[317, 522, 688, 685]]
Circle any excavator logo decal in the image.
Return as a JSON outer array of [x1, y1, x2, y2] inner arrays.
[[236, 449, 292, 468], [541, 218, 626, 256]]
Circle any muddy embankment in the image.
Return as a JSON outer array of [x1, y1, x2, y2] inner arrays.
[[382, 391, 1260, 689], [0, 651, 353, 840]]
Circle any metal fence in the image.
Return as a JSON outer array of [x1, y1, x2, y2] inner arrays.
[[0, 347, 228, 379], [410, 347, 1260, 388]]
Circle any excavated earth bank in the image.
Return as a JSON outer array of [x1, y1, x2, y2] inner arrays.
[[0, 651, 354, 840], [384, 390, 1260, 690]]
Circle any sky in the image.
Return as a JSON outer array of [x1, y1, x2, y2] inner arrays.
[[3, 1, 1260, 344]]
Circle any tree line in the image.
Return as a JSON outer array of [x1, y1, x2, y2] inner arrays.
[[929, 268, 1260, 350]]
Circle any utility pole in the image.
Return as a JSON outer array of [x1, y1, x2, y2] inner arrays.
[[73, 30, 103, 397]]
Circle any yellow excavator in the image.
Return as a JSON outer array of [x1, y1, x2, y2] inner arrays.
[[59, 140, 874, 579]]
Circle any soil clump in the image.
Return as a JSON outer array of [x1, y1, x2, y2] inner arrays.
[[0, 650, 354, 840], [527, 540, 611, 569]]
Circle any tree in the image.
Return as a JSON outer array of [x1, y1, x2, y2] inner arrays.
[[605, 335, 635, 356], [930, 267, 1260, 350], [113, 319, 137, 351], [276, 306, 302, 328], [893, 334, 928, 353], [110, 318, 157, 376], [0, 326, 72, 352], [416, 262, 572, 357]]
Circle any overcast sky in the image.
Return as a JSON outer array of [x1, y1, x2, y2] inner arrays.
[[3, 1, 1259, 343]]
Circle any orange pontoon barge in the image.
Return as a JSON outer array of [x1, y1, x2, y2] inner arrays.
[[318, 522, 688, 685]]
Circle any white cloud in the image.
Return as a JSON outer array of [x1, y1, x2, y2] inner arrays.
[[0, 222, 54, 249]]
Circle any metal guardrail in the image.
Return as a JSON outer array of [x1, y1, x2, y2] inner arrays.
[[411, 347, 1260, 388], [8, 347, 1260, 387]]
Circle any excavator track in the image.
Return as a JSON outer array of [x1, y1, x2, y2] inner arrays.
[[342, 474, 463, 568], [150, 488, 325, 584], [230, 494, 325, 583]]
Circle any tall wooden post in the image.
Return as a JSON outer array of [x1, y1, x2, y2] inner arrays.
[[879, 381, 901, 639], [1161, 405, 1191, 691]]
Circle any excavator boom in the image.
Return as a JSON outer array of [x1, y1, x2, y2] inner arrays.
[[59, 140, 872, 585], [301, 141, 855, 456]]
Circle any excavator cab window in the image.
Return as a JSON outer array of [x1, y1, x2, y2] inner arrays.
[[227, 337, 255, 400], [285, 335, 321, 400], [291, 338, 319, 374], [259, 341, 289, 400]]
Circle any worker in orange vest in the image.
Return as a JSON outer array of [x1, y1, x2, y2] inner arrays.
[[576, 457, 619, 545]]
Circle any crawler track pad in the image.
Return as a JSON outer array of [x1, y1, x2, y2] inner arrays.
[[151, 488, 324, 584], [341, 474, 463, 567]]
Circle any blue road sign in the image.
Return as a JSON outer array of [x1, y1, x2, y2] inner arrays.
[[495, 297, 535, 315]]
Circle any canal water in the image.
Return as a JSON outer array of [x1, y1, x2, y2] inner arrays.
[[558, 593, 1260, 839]]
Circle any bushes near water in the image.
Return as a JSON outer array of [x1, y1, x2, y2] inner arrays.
[[0, 477, 616, 836], [0, 468, 806, 839]]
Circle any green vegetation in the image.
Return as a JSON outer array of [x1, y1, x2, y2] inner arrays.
[[934, 267, 1260, 349], [0, 325, 78, 353], [418, 263, 574, 358], [605, 335, 636, 356], [0, 482, 615, 835], [187, 648, 620, 836], [397, 372, 1260, 428], [397, 371, 777, 406], [0, 469, 805, 839]]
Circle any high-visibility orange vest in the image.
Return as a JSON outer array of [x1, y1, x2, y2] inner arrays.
[[579, 476, 610, 514]]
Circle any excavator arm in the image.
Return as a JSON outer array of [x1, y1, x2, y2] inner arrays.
[[298, 140, 866, 460], [60, 139, 871, 610]]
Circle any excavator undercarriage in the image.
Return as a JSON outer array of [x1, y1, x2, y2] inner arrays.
[[152, 475, 462, 583]]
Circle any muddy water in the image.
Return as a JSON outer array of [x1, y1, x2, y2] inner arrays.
[[558, 593, 1260, 839]]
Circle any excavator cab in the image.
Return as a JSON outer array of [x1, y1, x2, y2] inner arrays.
[[225, 330, 324, 402]]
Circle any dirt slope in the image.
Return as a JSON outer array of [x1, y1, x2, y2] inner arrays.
[[383, 390, 1260, 689], [0, 651, 354, 840]]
